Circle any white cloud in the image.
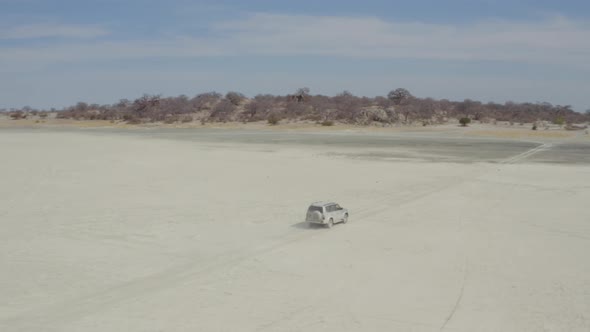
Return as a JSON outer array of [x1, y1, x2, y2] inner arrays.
[[0, 23, 109, 39], [212, 13, 590, 65], [0, 14, 589, 70]]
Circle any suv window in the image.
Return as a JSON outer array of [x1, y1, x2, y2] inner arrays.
[[307, 206, 323, 213], [326, 204, 336, 212]]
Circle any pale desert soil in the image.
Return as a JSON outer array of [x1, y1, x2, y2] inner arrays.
[[0, 128, 589, 331]]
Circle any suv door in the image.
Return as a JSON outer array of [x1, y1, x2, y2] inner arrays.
[[327, 204, 338, 221], [334, 204, 344, 221]]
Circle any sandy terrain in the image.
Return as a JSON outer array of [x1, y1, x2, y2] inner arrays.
[[1, 127, 589, 331]]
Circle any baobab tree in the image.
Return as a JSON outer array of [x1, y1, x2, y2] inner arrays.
[[387, 88, 413, 105], [290, 87, 310, 102]]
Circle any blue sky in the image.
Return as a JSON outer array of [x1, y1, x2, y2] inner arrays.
[[1, 0, 589, 111]]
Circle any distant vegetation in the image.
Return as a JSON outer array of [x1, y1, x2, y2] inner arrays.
[[459, 117, 471, 127], [3, 88, 589, 126]]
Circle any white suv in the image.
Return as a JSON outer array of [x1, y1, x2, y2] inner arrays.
[[306, 202, 349, 228]]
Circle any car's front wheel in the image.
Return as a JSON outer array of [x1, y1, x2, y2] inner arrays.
[[343, 213, 348, 224]]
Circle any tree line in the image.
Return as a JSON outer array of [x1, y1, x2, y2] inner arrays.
[[4, 88, 589, 126]]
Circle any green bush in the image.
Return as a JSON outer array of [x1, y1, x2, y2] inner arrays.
[[553, 117, 565, 126], [321, 120, 334, 126], [459, 117, 471, 127]]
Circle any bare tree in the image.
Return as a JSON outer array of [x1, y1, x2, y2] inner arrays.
[[190, 92, 221, 112], [415, 98, 437, 123], [225, 91, 246, 106], [296, 87, 310, 95], [290, 87, 310, 103], [387, 88, 413, 105], [47, 88, 589, 126], [333, 91, 363, 122], [209, 99, 236, 122], [243, 94, 276, 121], [133, 95, 160, 115]]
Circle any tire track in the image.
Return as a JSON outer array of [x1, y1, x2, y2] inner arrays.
[[501, 143, 552, 164], [0, 226, 328, 330], [440, 259, 469, 330], [2, 170, 476, 331], [1, 141, 548, 330]]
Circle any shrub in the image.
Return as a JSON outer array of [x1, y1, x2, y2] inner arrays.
[[553, 116, 565, 126], [267, 113, 280, 125], [164, 115, 176, 124], [123, 114, 141, 124], [209, 100, 236, 122], [321, 120, 334, 126], [9, 111, 26, 120], [303, 114, 323, 122], [459, 117, 471, 127]]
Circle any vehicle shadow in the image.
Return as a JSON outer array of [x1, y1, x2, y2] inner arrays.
[[291, 221, 323, 230]]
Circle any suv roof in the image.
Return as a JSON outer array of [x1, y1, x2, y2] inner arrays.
[[310, 201, 336, 207]]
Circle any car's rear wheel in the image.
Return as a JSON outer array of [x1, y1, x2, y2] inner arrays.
[[343, 213, 348, 224], [326, 218, 334, 228]]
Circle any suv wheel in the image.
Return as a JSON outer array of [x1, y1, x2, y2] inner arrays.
[[343, 213, 348, 224], [326, 218, 334, 228]]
